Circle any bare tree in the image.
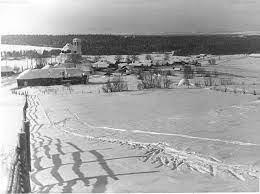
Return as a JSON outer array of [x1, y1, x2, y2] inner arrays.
[[13, 66, 20, 73], [125, 55, 132, 64], [145, 54, 153, 61], [130, 55, 139, 63], [93, 55, 101, 62], [183, 65, 194, 79], [114, 55, 123, 63], [164, 53, 170, 61], [208, 58, 216, 65], [102, 76, 128, 93]]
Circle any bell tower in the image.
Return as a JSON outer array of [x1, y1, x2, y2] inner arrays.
[[73, 38, 82, 55]]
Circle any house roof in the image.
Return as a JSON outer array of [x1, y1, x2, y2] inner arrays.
[[73, 38, 81, 42], [1, 66, 14, 72], [92, 61, 110, 68], [55, 63, 76, 68], [118, 63, 129, 68], [129, 62, 143, 67], [249, 53, 260, 58], [17, 68, 84, 80], [76, 64, 92, 72], [54, 63, 92, 72], [41, 64, 53, 69], [62, 43, 73, 52]]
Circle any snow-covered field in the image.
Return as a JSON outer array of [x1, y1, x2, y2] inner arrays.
[[0, 44, 60, 69], [2, 53, 260, 192], [0, 44, 59, 52], [35, 88, 260, 191]]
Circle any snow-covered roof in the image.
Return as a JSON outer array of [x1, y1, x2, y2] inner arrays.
[[17, 68, 84, 80], [118, 63, 129, 68], [173, 67, 181, 71], [129, 62, 143, 67], [73, 38, 81, 42], [249, 53, 260, 58], [41, 65, 53, 69], [55, 63, 76, 68], [107, 59, 116, 64], [1, 66, 14, 72], [62, 43, 73, 52], [92, 61, 110, 68], [75, 64, 92, 72], [178, 78, 190, 86]]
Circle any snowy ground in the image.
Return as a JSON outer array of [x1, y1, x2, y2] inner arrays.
[[27, 93, 259, 192], [0, 82, 24, 193], [3, 54, 260, 192]]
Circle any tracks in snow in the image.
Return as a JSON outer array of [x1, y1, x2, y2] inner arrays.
[[67, 109, 260, 147]]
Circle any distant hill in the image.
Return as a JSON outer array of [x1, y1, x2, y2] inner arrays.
[[2, 34, 260, 56]]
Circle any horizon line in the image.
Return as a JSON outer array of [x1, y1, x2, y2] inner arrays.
[[2, 31, 260, 36]]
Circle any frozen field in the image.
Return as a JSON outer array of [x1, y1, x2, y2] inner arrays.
[[40, 89, 260, 184], [0, 44, 59, 52], [4, 53, 260, 192]]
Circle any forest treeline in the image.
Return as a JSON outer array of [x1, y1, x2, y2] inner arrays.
[[2, 34, 260, 55]]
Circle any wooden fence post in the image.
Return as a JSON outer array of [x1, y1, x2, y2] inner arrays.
[[18, 133, 25, 193], [18, 132, 31, 193], [22, 120, 31, 172], [23, 95, 28, 121]]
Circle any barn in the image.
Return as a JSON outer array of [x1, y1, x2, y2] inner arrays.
[[16, 68, 89, 87]]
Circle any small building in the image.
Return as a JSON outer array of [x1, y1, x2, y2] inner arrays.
[[1, 66, 15, 76], [129, 62, 143, 68], [142, 60, 152, 67], [16, 68, 88, 87], [118, 65, 131, 74], [118, 63, 129, 68], [92, 60, 110, 69], [173, 67, 181, 71]]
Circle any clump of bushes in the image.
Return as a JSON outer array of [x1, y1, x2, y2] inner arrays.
[[208, 58, 216, 65], [220, 78, 232, 86], [183, 65, 194, 79], [196, 67, 206, 76], [102, 76, 128, 93], [137, 70, 173, 89], [194, 79, 202, 88], [204, 77, 216, 87]]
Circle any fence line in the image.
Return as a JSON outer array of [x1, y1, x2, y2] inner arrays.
[[6, 94, 31, 193]]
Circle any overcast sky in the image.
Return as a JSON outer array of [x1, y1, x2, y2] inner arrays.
[[1, 0, 260, 35]]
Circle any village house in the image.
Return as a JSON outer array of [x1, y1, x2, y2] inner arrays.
[[92, 60, 110, 69], [16, 68, 88, 87]]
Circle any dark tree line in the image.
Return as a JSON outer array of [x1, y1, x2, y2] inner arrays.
[[2, 34, 260, 55]]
